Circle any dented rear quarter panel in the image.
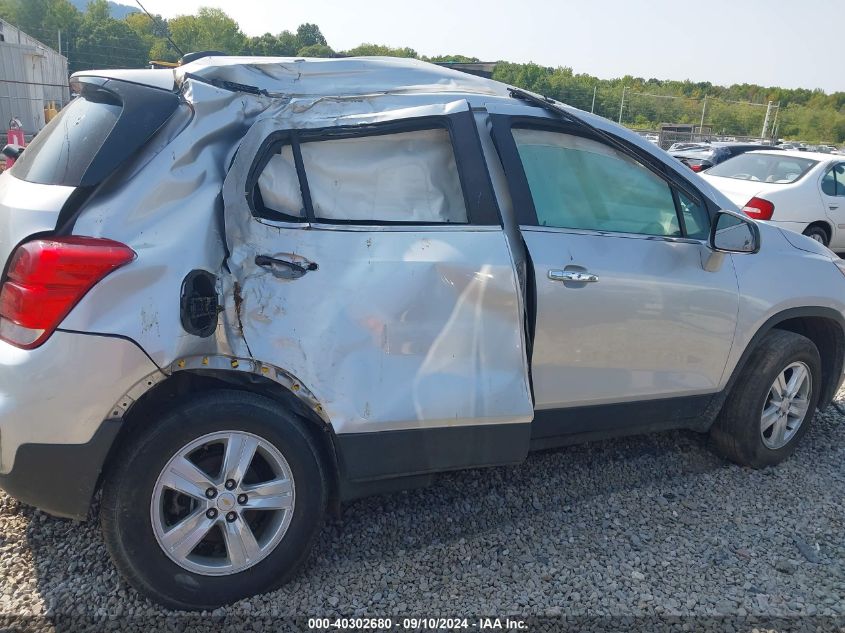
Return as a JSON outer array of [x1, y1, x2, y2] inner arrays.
[[62, 79, 535, 435]]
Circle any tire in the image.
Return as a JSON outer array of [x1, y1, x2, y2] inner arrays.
[[711, 330, 821, 468], [100, 390, 327, 610], [802, 225, 829, 246]]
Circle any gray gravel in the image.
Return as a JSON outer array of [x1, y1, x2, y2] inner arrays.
[[1, 392, 844, 629]]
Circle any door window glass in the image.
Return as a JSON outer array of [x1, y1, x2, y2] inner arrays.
[[833, 164, 845, 197], [299, 128, 468, 223], [256, 145, 305, 219], [512, 128, 680, 236], [678, 191, 710, 239]]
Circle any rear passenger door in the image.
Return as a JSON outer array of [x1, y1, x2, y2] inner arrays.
[[490, 115, 740, 440], [222, 101, 534, 481]]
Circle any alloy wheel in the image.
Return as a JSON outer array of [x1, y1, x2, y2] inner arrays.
[[760, 361, 811, 450], [150, 431, 295, 576]]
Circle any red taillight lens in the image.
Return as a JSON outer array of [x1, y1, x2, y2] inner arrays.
[[741, 197, 775, 221], [0, 237, 135, 349], [690, 164, 705, 172]]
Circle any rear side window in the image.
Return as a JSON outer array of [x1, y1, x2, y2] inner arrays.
[[256, 145, 305, 219], [11, 96, 120, 187], [822, 164, 845, 197], [256, 128, 468, 224], [512, 128, 681, 237], [707, 153, 817, 184]]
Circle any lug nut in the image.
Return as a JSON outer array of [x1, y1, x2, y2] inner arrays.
[[205, 487, 217, 499], [226, 511, 237, 522], [237, 493, 248, 505], [206, 508, 218, 519], [224, 479, 236, 490]]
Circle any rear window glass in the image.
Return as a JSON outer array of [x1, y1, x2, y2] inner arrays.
[[707, 153, 817, 184], [10, 96, 121, 187]]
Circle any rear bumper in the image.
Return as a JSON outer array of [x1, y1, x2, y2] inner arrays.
[[0, 331, 160, 518], [0, 420, 121, 519]]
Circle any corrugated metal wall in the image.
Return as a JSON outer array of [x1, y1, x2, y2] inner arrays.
[[0, 18, 69, 140]]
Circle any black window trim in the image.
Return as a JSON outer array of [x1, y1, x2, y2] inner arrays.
[[489, 113, 714, 240], [246, 109, 502, 227]]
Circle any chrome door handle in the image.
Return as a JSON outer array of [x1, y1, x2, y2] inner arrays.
[[548, 269, 599, 283]]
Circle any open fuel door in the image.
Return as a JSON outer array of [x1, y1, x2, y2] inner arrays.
[[222, 100, 533, 483]]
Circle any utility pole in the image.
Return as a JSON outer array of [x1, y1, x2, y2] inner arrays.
[[618, 86, 626, 124], [591, 85, 597, 114], [699, 95, 706, 135], [761, 100, 773, 140], [770, 102, 781, 142], [57, 29, 62, 56]]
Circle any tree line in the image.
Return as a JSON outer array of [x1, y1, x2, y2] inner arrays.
[[2, 0, 843, 143]]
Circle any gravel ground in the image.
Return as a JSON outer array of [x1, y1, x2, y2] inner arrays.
[[0, 392, 843, 631]]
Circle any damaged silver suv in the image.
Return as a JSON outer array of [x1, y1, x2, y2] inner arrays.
[[1, 56, 845, 609]]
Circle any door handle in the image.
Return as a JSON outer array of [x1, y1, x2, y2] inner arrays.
[[830, 205, 839, 210], [255, 255, 318, 278], [548, 269, 599, 283]]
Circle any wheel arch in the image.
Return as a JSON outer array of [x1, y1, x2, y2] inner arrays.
[[802, 220, 833, 244], [722, 307, 845, 413], [99, 361, 341, 514]]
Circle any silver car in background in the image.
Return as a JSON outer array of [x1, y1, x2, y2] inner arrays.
[[1, 56, 844, 609]]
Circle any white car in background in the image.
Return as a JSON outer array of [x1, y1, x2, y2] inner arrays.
[[702, 150, 845, 248]]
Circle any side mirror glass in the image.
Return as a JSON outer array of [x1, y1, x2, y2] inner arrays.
[[709, 210, 760, 254]]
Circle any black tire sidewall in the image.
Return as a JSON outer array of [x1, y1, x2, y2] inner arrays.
[[101, 391, 326, 610], [803, 226, 829, 246], [722, 332, 821, 467]]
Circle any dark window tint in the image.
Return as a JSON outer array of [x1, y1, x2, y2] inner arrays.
[[11, 96, 121, 187]]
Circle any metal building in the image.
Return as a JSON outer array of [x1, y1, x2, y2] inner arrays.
[[0, 18, 69, 140]]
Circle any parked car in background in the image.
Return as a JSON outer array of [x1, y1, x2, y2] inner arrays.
[[672, 142, 780, 172], [668, 141, 710, 152], [2, 57, 845, 609], [701, 149, 845, 247]]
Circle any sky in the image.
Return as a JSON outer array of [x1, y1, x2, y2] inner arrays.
[[133, 0, 844, 93]]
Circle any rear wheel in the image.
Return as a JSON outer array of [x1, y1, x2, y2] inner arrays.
[[711, 330, 821, 468], [802, 225, 830, 246], [100, 390, 327, 610]]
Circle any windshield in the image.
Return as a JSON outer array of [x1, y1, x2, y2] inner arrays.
[[11, 96, 121, 187], [706, 152, 817, 183]]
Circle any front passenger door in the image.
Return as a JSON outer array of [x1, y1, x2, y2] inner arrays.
[[491, 118, 740, 438]]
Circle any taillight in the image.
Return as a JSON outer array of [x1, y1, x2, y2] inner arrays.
[[741, 197, 775, 221], [0, 237, 135, 349], [690, 164, 705, 172]]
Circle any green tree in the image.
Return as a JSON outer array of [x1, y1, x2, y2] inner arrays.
[[296, 43, 334, 58], [71, 1, 147, 71], [168, 7, 244, 55], [295, 22, 325, 48], [241, 30, 299, 56], [125, 11, 178, 62], [344, 43, 417, 58]]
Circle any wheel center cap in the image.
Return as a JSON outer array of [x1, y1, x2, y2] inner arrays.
[[779, 400, 790, 414], [216, 492, 236, 511]]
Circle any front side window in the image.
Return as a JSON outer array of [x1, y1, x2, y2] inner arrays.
[[512, 128, 681, 237], [678, 191, 709, 239]]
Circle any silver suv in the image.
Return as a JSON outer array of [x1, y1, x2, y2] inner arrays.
[[1, 57, 844, 609]]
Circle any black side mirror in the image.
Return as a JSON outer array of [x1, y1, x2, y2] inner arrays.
[[709, 210, 761, 254]]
